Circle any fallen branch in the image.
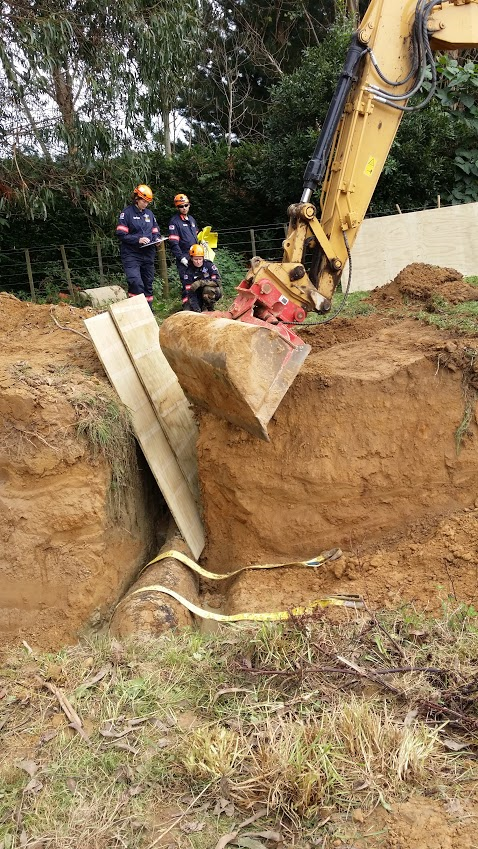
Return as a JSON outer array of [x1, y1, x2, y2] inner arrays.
[[418, 698, 478, 732], [235, 660, 444, 678], [42, 680, 90, 742], [50, 306, 90, 340], [336, 655, 401, 695]]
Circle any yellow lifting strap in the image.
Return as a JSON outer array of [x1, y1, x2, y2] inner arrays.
[[144, 546, 343, 581], [126, 548, 364, 623]]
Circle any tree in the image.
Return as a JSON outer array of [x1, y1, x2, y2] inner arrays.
[[0, 0, 202, 161], [180, 0, 342, 146], [434, 55, 478, 203]]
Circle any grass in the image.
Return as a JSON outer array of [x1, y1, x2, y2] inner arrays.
[[71, 391, 136, 517], [152, 262, 478, 338], [1, 605, 478, 848]]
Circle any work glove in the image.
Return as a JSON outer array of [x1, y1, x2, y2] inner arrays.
[[203, 282, 222, 298], [180, 256, 188, 267], [202, 284, 221, 305]]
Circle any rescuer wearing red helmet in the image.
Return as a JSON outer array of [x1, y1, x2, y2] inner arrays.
[[181, 243, 222, 312], [116, 184, 161, 308], [168, 193, 201, 286]]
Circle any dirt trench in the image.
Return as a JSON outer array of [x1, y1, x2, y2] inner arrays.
[[1, 263, 477, 647], [0, 294, 167, 648]]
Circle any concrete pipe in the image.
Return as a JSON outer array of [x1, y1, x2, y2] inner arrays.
[[110, 527, 199, 638]]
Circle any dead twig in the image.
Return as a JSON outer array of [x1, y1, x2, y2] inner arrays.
[[367, 609, 407, 659], [50, 306, 90, 340], [336, 655, 401, 695], [235, 660, 444, 679], [418, 698, 478, 732], [42, 679, 90, 742]]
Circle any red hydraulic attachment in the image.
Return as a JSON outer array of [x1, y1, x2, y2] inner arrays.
[[212, 277, 307, 348]]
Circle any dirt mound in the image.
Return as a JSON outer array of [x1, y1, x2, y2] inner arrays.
[[0, 294, 166, 648], [367, 262, 478, 307], [198, 315, 478, 616]]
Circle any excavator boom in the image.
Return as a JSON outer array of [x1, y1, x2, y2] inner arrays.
[[161, 0, 478, 439]]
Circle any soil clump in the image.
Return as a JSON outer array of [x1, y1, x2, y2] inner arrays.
[[367, 261, 478, 307]]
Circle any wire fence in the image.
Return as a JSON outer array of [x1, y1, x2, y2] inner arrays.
[[0, 199, 449, 300], [0, 223, 290, 299]]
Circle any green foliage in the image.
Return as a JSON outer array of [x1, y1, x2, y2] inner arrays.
[[213, 247, 248, 299], [434, 56, 478, 204], [369, 101, 458, 215], [0, 0, 202, 161], [0, 16, 477, 254], [266, 24, 354, 138]]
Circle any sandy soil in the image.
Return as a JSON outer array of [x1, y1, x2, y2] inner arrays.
[[0, 294, 166, 648], [1, 262, 477, 648], [197, 263, 478, 617]]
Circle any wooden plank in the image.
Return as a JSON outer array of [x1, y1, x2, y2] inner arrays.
[[84, 311, 205, 559], [109, 296, 200, 506], [343, 201, 478, 292]]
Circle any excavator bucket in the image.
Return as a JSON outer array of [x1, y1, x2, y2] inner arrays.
[[160, 312, 311, 441]]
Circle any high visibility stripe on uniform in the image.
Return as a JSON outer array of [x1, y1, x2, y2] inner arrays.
[[152, 227, 159, 233], [169, 234, 180, 241], [116, 225, 129, 233]]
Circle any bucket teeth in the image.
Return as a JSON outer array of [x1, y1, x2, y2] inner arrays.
[[160, 313, 311, 440]]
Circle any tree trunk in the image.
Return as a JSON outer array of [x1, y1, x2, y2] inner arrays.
[[52, 65, 77, 155], [162, 104, 172, 158], [227, 79, 233, 153]]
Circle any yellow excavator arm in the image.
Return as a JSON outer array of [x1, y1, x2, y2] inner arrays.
[[161, 0, 478, 440], [250, 0, 478, 313]]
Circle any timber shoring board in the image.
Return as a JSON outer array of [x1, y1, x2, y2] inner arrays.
[[109, 296, 200, 506], [84, 311, 205, 560], [345, 202, 478, 292]]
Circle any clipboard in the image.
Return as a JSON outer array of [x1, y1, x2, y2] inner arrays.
[[140, 236, 168, 248]]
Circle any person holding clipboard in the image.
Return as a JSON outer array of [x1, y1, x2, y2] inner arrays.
[[116, 184, 161, 309]]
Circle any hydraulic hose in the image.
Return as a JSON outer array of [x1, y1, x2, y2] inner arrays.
[[301, 34, 367, 201]]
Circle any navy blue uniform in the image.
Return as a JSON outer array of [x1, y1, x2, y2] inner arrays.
[[116, 203, 160, 305], [168, 212, 199, 283], [181, 259, 222, 312]]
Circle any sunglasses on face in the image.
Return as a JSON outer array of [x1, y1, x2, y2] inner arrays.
[[178, 204, 189, 208]]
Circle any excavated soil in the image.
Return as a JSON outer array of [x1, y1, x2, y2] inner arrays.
[[197, 263, 478, 617], [0, 294, 167, 649], [1, 262, 477, 647]]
